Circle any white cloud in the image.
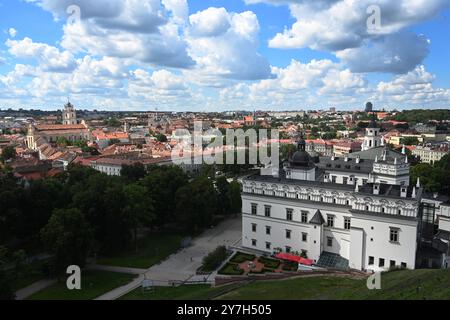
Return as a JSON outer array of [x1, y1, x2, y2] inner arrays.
[[186, 9, 272, 81], [375, 65, 450, 105], [265, 0, 449, 74], [8, 28, 17, 38], [6, 37, 77, 72], [189, 7, 231, 37]]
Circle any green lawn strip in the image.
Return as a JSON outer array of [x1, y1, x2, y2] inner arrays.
[[28, 270, 136, 300], [120, 269, 450, 300], [121, 285, 214, 300], [97, 232, 185, 269], [217, 268, 450, 300]]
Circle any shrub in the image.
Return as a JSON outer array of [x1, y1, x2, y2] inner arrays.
[[201, 246, 229, 272], [229, 252, 256, 264]]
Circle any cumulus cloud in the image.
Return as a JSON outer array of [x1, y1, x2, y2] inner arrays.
[[28, 0, 195, 69], [186, 8, 272, 81], [266, 0, 449, 74], [375, 65, 450, 105], [6, 37, 77, 72], [8, 28, 17, 38], [336, 32, 430, 74]]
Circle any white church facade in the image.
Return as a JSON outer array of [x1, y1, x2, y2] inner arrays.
[[241, 115, 450, 271]]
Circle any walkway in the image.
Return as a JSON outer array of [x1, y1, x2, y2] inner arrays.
[[15, 279, 57, 300], [95, 216, 243, 300]]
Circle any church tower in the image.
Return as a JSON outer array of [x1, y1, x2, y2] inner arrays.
[[362, 111, 381, 151], [62, 100, 77, 125]]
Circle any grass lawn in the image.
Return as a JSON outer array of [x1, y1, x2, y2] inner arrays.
[[97, 232, 186, 269], [219, 269, 450, 300], [120, 268, 450, 300], [12, 260, 49, 291], [28, 270, 136, 300]]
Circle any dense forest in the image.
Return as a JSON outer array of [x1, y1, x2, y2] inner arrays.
[[0, 164, 242, 298]]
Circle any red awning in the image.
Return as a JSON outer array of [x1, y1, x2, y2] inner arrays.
[[275, 253, 314, 266]]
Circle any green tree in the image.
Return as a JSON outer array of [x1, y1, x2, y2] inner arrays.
[[121, 163, 147, 181], [227, 180, 242, 216], [0, 246, 15, 300], [41, 208, 93, 275], [56, 137, 70, 147], [0, 146, 17, 163], [123, 184, 155, 252], [156, 133, 168, 142]]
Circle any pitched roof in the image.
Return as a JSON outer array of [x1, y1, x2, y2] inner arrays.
[[309, 209, 325, 225]]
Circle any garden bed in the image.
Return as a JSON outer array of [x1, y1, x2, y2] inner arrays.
[[229, 252, 256, 264], [218, 263, 245, 276], [258, 257, 281, 269]]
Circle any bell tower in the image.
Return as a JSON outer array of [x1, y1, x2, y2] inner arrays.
[[62, 100, 77, 125], [362, 110, 381, 151]]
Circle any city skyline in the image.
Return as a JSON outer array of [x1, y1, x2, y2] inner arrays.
[[0, 0, 450, 111]]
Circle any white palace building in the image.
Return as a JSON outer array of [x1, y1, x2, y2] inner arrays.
[[241, 115, 450, 271]]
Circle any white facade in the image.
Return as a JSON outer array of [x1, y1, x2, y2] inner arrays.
[[241, 177, 420, 271]]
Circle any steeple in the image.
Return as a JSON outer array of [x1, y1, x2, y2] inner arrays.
[[62, 100, 77, 125], [362, 105, 382, 151]]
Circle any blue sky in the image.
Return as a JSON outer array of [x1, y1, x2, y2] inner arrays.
[[0, 0, 449, 111]]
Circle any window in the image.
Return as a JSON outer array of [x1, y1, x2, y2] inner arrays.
[[390, 228, 399, 243], [286, 209, 293, 221], [301, 250, 308, 257], [251, 203, 257, 215], [251, 224, 257, 232], [365, 205, 370, 211], [265, 206, 271, 217], [344, 217, 351, 230], [327, 237, 333, 247], [343, 177, 348, 185], [368, 256, 374, 265], [285, 246, 291, 253], [390, 260, 396, 267], [379, 258, 385, 267], [362, 179, 368, 184], [266, 242, 271, 250], [251, 239, 257, 247], [266, 226, 271, 235], [382, 207, 386, 213], [327, 215, 334, 228], [332, 176, 337, 183], [286, 230, 292, 239], [302, 233, 308, 242], [397, 209, 402, 215], [401, 262, 407, 269], [301, 211, 308, 223]]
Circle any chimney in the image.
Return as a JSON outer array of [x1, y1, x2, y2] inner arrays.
[[402, 144, 406, 155], [355, 183, 360, 193], [374, 155, 378, 163], [411, 187, 416, 199], [400, 186, 407, 198], [394, 157, 398, 165], [416, 178, 421, 188], [356, 155, 361, 164], [373, 183, 380, 195], [345, 155, 349, 162]]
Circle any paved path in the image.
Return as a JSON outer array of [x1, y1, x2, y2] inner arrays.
[[96, 216, 242, 300], [15, 279, 57, 300], [87, 264, 147, 275]]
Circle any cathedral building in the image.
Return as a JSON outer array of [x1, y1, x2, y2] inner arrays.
[[27, 102, 91, 159], [241, 114, 449, 271]]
